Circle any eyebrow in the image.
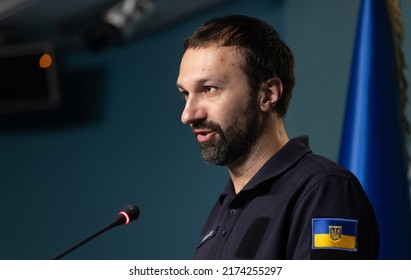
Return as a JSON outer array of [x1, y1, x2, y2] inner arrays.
[[176, 76, 225, 89]]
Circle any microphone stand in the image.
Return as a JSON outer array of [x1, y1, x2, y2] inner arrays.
[[53, 225, 112, 260], [53, 205, 140, 260]]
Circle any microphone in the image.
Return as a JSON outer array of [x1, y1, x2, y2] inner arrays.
[[53, 205, 140, 260]]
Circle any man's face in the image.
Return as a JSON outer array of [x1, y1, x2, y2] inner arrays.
[[176, 45, 262, 165]]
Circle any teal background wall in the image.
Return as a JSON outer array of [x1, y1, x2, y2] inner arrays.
[[0, 0, 410, 259]]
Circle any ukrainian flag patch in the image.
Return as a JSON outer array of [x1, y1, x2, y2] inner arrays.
[[312, 218, 358, 251]]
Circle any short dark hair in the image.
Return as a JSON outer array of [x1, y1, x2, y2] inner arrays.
[[184, 15, 295, 117]]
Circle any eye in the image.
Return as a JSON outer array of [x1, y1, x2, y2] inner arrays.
[[178, 89, 189, 100], [204, 86, 217, 93]]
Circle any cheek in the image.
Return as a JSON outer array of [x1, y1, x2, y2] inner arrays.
[[207, 86, 256, 125], [216, 99, 238, 118], [219, 102, 250, 128]]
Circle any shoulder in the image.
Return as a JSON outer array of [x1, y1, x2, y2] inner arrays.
[[290, 151, 361, 189], [272, 136, 359, 186], [288, 152, 372, 214]]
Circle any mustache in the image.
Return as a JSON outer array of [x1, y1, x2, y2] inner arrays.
[[191, 121, 226, 140], [192, 120, 220, 131]]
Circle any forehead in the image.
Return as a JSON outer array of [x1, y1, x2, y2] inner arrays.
[[177, 45, 245, 85]]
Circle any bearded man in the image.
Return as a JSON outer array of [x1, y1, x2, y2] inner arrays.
[[176, 15, 379, 259]]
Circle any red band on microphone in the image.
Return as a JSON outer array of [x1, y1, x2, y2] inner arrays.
[[119, 211, 130, 224]]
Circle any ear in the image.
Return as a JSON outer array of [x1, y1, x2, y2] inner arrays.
[[259, 77, 283, 112]]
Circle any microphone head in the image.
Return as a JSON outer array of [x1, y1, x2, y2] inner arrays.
[[119, 205, 140, 224], [108, 205, 140, 228]]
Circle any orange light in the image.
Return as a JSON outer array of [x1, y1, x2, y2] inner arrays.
[[39, 53, 53, 68]]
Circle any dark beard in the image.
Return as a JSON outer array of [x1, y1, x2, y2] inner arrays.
[[194, 97, 260, 165]]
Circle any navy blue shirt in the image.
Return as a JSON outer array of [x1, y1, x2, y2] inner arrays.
[[194, 136, 379, 259]]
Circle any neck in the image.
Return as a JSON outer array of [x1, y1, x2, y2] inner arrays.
[[227, 118, 288, 194]]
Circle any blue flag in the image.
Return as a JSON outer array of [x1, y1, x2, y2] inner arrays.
[[339, 0, 411, 259]]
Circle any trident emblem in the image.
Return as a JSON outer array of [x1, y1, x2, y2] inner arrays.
[[329, 226, 342, 241]]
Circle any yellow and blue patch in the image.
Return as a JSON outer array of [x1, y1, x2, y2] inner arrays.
[[312, 218, 358, 251]]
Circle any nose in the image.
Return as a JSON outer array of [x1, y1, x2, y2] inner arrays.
[[181, 96, 206, 125]]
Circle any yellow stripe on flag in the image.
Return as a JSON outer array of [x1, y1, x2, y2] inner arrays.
[[314, 234, 357, 250]]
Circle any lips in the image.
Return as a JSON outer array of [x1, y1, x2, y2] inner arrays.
[[193, 129, 216, 143]]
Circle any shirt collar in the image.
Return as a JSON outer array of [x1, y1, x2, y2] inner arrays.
[[218, 135, 312, 204]]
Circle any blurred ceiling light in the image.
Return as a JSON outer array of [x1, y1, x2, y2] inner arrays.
[[0, 0, 38, 21], [84, 0, 155, 51]]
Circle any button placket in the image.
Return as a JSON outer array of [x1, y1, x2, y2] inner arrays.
[[220, 195, 241, 239]]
